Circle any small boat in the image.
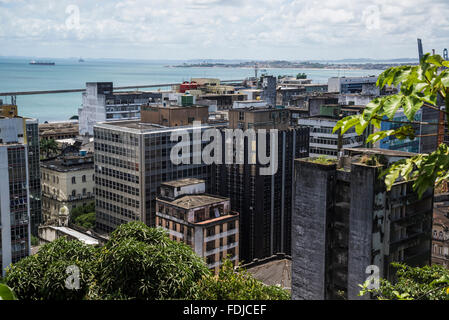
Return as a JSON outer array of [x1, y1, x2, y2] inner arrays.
[[29, 60, 55, 65], [78, 58, 85, 62]]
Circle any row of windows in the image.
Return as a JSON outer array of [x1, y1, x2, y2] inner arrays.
[[96, 166, 139, 184], [95, 188, 140, 209], [310, 148, 337, 156], [94, 129, 139, 146], [95, 142, 137, 158], [96, 176, 140, 196], [95, 154, 139, 171], [96, 200, 138, 220]]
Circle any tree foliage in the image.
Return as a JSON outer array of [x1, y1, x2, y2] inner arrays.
[[360, 263, 449, 300], [88, 222, 210, 300], [198, 259, 290, 300], [39, 138, 59, 159], [5, 237, 97, 300], [4, 222, 289, 300], [333, 54, 449, 197], [70, 202, 96, 229]]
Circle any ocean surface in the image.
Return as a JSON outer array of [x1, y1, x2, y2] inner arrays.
[[0, 57, 383, 122]]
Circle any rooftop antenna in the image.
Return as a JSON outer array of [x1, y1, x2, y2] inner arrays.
[[417, 38, 423, 62], [254, 63, 259, 79]]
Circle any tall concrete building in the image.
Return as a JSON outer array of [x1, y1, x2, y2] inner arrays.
[[25, 118, 42, 236], [292, 148, 433, 300], [0, 117, 32, 275], [0, 103, 41, 237], [298, 104, 367, 158], [78, 82, 162, 136], [260, 75, 277, 107], [93, 119, 219, 233], [212, 105, 309, 263]]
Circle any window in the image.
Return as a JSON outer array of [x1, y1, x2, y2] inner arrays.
[[72, 190, 76, 197], [72, 177, 76, 184], [82, 175, 86, 183]]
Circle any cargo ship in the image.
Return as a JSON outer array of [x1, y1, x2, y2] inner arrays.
[[29, 60, 55, 65]]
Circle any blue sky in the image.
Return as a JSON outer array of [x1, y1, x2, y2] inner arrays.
[[1, 0, 449, 60]]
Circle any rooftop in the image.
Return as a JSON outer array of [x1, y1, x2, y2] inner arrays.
[[95, 119, 220, 134], [343, 147, 417, 158], [157, 193, 228, 210], [161, 178, 205, 188], [241, 254, 292, 290], [41, 155, 94, 172], [47, 226, 99, 245]]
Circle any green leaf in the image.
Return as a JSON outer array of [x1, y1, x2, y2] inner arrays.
[[402, 95, 424, 121], [441, 71, 449, 87], [426, 54, 445, 67], [383, 95, 403, 119], [363, 98, 384, 121], [0, 284, 17, 300], [366, 130, 395, 144], [332, 115, 360, 134]]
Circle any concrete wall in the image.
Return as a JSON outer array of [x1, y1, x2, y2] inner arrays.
[[292, 159, 336, 300], [347, 163, 377, 300]]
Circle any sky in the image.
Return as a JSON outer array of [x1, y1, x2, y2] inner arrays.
[[0, 0, 449, 61]]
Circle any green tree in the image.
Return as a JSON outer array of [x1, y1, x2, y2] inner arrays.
[[5, 221, 289, 300], [88, 222, 210, 300], [73, 212, 95, 229], [296, 72, 307, 79], [70, 202, 95, 229], [5, 237, 97, 300], [197, 259, 290, 300], [40, 138, 59, 159], [333, 53, 449, 197], [360, 263, 449, 300]]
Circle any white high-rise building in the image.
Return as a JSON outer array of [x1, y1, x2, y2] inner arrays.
[[78, 82, 163, 136], [0, 117, 31, 276]]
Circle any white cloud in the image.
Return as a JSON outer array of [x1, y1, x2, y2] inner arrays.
[[0, 0, 448, 59]]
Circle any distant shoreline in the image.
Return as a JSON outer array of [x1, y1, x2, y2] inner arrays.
[[167, 65, 370, 71], [168, 61, 415, 71]]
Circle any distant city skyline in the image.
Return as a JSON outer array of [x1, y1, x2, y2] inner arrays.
[[1, 0, 448, 61]]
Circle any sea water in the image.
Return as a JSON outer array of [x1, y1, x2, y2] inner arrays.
[[0, 57, 382, 122]]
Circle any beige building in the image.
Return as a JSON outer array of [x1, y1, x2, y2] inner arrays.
[[228, 105, 290, 130], [39, 121, 79, 141], [40, 154, 95, 225], [432, 194, 449, 268], [155, 179, 239, 274], [141, 104, 209, 127]]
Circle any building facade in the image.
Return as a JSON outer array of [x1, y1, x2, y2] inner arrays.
[[40, 154, 95, 225], [298, 105, 367, 158], [212, 106, 309, 263], [432, 194, 449, 268], [93, 120, 217, 233], [78, 82, 162, 136], [292, 148, 433, 300], [155, 178, 239, 273], [0, 117, 31, 275]]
